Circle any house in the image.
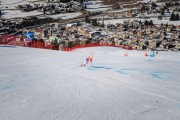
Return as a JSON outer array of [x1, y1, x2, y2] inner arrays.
[[89, 31, 102, 38], [66, 23, 77, 28]]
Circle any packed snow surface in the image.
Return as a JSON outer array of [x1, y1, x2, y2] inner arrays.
[[0, 45, 180, 120]]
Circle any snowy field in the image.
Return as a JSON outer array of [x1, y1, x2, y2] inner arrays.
[[0, 45, 180, 120], [0, 0, 43, 19], [0, 0, 82, 19], [142, 0, 157, 3], [101, 18, 180, 25], [0, 0, 112, 19], [85, 0, 112, 12], [49, 12, 82, 20], [1, 10, 42, 19]]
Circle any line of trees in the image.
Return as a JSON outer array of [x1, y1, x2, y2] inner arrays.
[[144, 20, 154, 25]]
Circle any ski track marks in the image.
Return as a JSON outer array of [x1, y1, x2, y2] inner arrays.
[[0, 46, 180, 120]]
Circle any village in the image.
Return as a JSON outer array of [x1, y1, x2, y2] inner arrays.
[[0, 0, 180, 51]]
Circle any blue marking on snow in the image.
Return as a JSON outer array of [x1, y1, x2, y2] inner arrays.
[[87, 67, 96, 71], [91, 66, 104, 69], [88, 66, 144, 76], [115, 70, 126, 75], [1, 85, 14, 90], [92, 66, 113, 69], [145, 59, 155, 62], [150, 71, 170, 80], [115, 68, 141, 75], [151, 72, 161, 79], [118, 68, 140, 71], [88, 66, 113, 70]]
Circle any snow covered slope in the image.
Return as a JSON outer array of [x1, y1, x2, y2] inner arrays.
[[0, 45, 180, 120]]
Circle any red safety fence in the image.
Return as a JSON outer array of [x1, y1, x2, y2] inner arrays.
[[61, 43, 133, 51], [0, 35, 21, 45], [32, 40, 45, 48], [29, 42, 133, 51], [0, 35, 133, 51]]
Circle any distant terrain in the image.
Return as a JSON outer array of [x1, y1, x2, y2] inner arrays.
[[100, 0, 180, 8]]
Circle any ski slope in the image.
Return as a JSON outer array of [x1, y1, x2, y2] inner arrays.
[[0, 45, 180, 120]]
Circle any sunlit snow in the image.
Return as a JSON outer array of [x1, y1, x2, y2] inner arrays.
[[0, 45, 180, 120]]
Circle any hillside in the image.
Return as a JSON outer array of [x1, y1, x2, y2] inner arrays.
[[101, 0, 180, 8], [0, 45, 180, 120]]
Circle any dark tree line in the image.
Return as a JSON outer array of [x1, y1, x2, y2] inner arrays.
[[144, 20, 154, 25], [170, 13, 179, 21]]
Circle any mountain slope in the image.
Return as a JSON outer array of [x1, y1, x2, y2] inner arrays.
[[0, 46, 180, 120]]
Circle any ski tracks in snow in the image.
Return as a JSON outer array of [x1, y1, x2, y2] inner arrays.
[[43, 69, 87, 120], [113, 87, 131, 120]]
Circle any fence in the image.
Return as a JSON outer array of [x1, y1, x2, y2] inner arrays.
[[61, 43, 133, 51], [0, 35, 21, 45], [0, 35, 133, 51]]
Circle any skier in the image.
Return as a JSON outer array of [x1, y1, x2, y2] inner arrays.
[[81, 60, 87, 67], [81, 52, 93, 67], [81, 58, 88, 67], [86, 57, 89, 65]]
